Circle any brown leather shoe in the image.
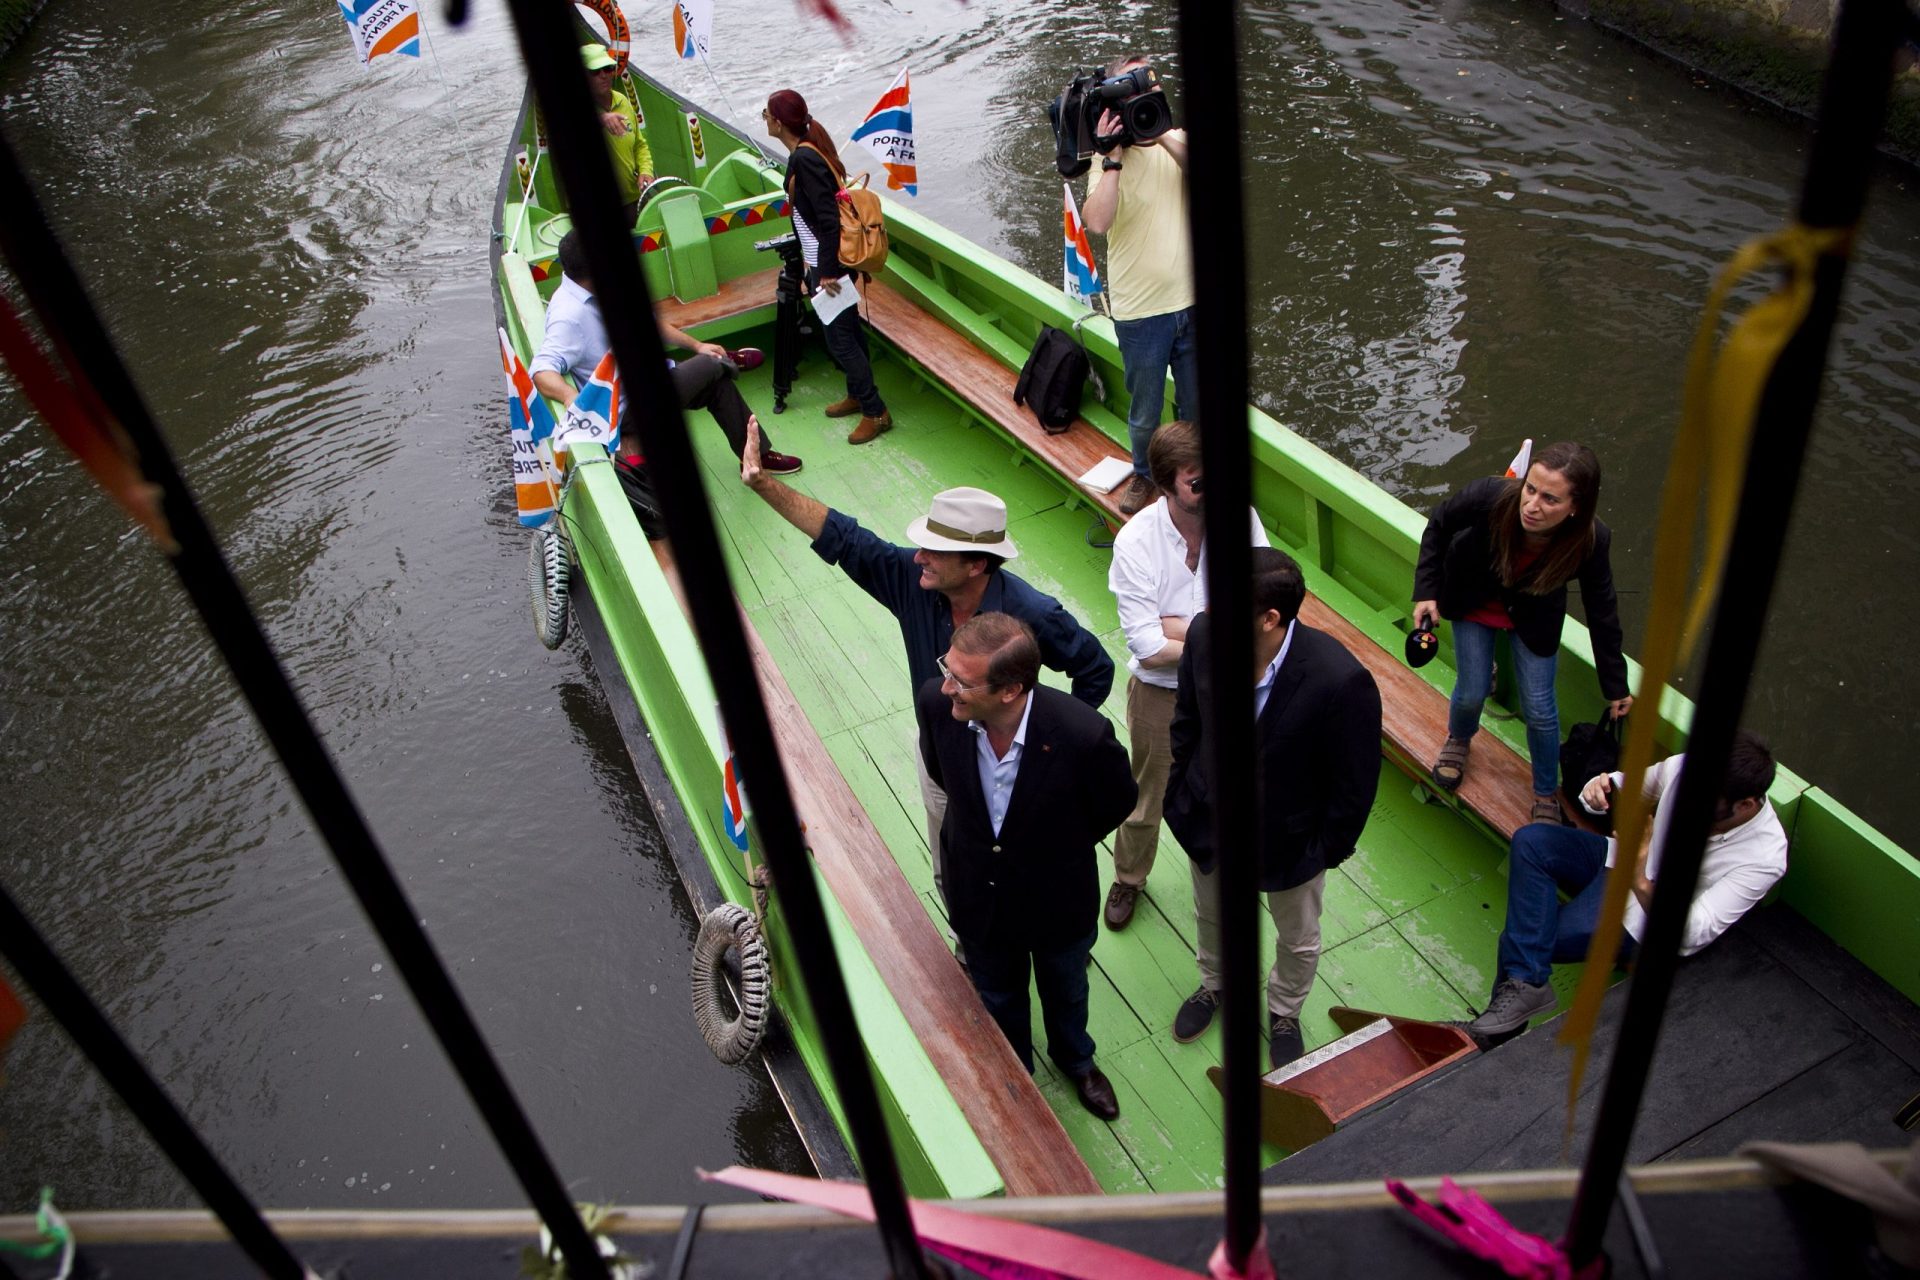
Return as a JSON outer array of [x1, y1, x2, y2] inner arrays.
[[1073, 1065, 1120, 1120], [1117, 475, 1156, 517], [1104, 880, 1141, 930], [823, 397, 862, 418], [846, 411, 893, 445]]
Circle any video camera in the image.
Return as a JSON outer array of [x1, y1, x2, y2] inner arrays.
[[1048, 65, 1173, 179]]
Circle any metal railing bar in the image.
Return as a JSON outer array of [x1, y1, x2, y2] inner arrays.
[[0, 129, 612, 1280], [496, 3, 933, 1276], [1177, 1, 1266, 1272], [1559, 0, 1904, 1263], [0, 885, 314, 1280]]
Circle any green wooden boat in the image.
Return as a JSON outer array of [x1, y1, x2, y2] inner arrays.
[[489, 63, 1920, 1201]]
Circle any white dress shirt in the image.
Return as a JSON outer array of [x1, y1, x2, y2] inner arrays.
[[1109, 498, 1269, 690], [1587, 754, 1789, 953], [969, 691, 1035, 838]]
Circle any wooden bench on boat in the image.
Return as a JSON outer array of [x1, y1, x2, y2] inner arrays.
[[659, 270, 1540, 844]]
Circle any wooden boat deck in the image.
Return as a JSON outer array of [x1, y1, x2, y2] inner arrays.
[[653, 279, 1570, 1192]]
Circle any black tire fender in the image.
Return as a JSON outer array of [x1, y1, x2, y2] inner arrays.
[[690, 904, 770, 1065]]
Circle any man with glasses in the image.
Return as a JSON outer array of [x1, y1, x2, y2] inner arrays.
[[916, 613, 1135, 1119], [580, 43, 653, 226], [1103, 420, 1268, 931], [740, 425, 1113, 955]]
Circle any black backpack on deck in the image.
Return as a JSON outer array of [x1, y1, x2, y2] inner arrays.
[[1013, 326, 1090, 434]]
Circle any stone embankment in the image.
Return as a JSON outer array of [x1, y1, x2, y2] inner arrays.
[[1556, 0, 1919, 165]]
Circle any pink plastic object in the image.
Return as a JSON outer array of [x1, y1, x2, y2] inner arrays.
[[702, 1165, 1205, 1280], [1207, 1227, 1276, 1280], [1387, 1177, 1600, 1280]]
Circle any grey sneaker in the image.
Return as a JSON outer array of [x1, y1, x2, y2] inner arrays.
[[1172, 986, 1219, 1042], [1469, 978, 1556, 1037]]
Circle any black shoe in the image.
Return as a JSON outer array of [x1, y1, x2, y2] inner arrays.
[[1469, 978, 1556, 1037], [1172, 986, 1219, 1043], [1073, 1065, 1119, 1120], [1268, 1015, 1305, 1070]]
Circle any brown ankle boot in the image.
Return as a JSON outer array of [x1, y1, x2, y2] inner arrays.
[[823, 397, 862, 418], [846, 411, 893, 445]]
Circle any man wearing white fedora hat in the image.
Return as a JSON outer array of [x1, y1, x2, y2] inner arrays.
[[742, 424, 1114, 946]]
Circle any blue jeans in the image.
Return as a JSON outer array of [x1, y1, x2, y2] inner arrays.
[[1113, 306, 1198, 478], [1495, 823, 1637, 986], [1448, 619, 1560, 796], [963, 930, 1097, 1077]]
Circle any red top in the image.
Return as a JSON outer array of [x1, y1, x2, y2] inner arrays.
[[1461, 544, 1541, 629]]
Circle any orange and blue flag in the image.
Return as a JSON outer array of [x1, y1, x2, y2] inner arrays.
[[673, 0, 712, 60], [1063, 183, 1102, 304], [498, 328, 561, 528], [338, 0, 420, 64], [718, 712, 749, 851], [851, 68, 917, 196], [555, 350, 623, 458]]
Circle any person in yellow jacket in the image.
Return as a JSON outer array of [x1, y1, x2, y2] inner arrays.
[[581, 44, 653, 226]]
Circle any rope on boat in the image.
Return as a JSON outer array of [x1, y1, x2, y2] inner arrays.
[[690, 904, 771, 1065]]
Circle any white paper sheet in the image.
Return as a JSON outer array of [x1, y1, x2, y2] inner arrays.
[[1077, 455, 1134, 494], [809, 277, 861, 326]]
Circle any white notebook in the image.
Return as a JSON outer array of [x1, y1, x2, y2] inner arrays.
[[1077, 456, 1134, 495]]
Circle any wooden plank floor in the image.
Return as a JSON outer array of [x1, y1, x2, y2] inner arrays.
[[665, 319, 1562, 1192]]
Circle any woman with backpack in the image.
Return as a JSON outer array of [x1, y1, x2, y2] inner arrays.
[[765, 88, 892, 445], [1411, 442, 1634, 825]]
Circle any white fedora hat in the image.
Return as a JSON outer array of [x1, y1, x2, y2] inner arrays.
[[904, 487, 1019, 561]]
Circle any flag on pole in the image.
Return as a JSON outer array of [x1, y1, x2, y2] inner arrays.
[[718, 710, 750, 852], [672, 0, 712, 60], [498, 329, 561, 528], [337, 0, 421, 64], [555, 350, 623, 457], [850, 68, 918, 195], [1504, 439, 1533, 479], [1063, 183, 1102, 303]]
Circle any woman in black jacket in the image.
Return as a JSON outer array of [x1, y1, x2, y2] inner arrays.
[[764, 88, 891, 444], [1412, 442, 1633, 824]]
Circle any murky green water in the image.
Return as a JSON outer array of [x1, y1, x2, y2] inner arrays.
[[3, 0, 1915, 1214]]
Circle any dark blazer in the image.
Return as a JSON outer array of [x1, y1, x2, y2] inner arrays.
[[915, 680, 1137, 951], [785, 144, 846, 280], [1412, 476, 1629, 699], [1164, 614, 1382, 891]]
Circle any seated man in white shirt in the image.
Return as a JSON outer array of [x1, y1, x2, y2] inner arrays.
[[530, 229, 800, 540], [1470, 729, 1788, 1037]]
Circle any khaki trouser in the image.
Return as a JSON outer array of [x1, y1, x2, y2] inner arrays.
[[913, 737, 963, 960], [1114, 677, 1177, 886], [1191, 862, 1326, 1019]]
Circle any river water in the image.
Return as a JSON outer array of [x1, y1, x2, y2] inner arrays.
[[2, 0, 1915, 1214]]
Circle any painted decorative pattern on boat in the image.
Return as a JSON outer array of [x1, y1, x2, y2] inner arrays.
[[637, 199, 791, 253]]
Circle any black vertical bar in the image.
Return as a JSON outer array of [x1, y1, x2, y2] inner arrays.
[[1177, 1, 1264, 1270], [1561, 0, 1902, 1263], [498, 6, 934, 1278], [0, 131, 612, 1280], [0, 887, 311, 1280]]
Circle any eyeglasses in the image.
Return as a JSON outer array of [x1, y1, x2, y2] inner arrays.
[[936, 654, 990, 694]]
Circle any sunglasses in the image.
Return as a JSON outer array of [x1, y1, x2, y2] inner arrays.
[[935, 654, 990, 694], [590, 64, 616, 74]]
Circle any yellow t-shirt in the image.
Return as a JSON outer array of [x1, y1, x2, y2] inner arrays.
[[1085, 129, 1193, 321], [606, 90, 654, 206]]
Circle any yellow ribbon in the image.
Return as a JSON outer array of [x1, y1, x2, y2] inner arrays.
[[1556, 221, 1853, 1119]]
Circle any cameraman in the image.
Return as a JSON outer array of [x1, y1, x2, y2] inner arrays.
[[1082, 55, 1193, 518]]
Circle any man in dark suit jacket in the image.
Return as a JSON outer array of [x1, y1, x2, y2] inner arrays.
[[915, 613, 1137, 1120], [1164, 547, 1382, 1067]]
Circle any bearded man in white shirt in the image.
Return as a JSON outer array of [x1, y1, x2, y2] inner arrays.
[[1470, 729, 1789, 1037], [1102, 420, 1267, 930]]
